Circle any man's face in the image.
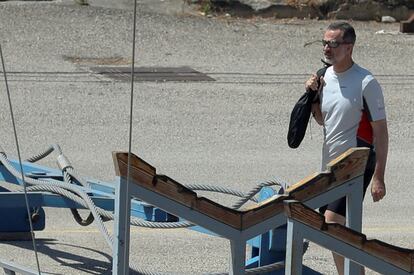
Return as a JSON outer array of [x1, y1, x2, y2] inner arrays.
[[322, 29, 353, 65]]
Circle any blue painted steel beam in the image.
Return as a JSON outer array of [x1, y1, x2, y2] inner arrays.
[[0, 192, 166, 222], [0, 160, 63, 185], [1, 159, 178, 222]]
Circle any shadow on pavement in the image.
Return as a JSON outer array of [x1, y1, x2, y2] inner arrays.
[[4, 238, 112, 274]]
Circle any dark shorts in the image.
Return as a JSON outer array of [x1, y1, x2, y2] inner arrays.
[[319, 139, 376, 217]]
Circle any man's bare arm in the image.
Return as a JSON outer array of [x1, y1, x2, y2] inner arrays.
[[306, 75, 324, 126], [311, 103, 323, 125], [371, 119, 389, 202]]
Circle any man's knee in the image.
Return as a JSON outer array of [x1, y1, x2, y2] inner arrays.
[[324, 210, 346, 225]]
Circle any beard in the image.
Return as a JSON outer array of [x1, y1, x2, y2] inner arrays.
[[323, 55, 334, 65]]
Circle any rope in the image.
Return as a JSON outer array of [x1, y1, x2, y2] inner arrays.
[[64, 168, 95, 226], [23, 143, 96, 227], [231, 179, 285, 209], [0, 43, 42, 275], [25, 145, 55, 163], [183, 183, 258, 203]]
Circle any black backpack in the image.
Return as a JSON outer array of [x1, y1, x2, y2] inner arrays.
[[287, 64, 330, 149]]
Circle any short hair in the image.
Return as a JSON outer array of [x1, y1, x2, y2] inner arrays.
[[327, 22, 356, 44]]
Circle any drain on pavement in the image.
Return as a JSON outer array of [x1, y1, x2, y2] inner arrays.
[[89, 66, 215, 82], [63, 56, 131, 65]]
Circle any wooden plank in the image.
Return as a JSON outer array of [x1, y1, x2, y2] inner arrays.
[[153, 175, 198, 207], [112, 152, 156, 186], [363, 239, 413, 272], [326, 224, 366, 249], [153, 175, 242, 229], [286, 172, 320, 193], [285, 201, 414, 272], [326, 147, 369, 183], [141, 174, 243, 229], [195, 197, 242, 230], [285, 201, 365, 248], [284, 200, 325, 230], [287, 172, 331, 202], [287, 148, 369, 202], [155, 176, 243, 229], [242, 194, 288, 211], [241, 195, 288, 229]]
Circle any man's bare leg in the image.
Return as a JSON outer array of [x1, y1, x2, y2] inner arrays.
[[324, 210, 365, 275]]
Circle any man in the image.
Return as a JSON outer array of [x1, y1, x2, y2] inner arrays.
[[305, 22, 388, 275]]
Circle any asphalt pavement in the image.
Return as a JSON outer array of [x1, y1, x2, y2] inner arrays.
[[0, 0, 413, 274]]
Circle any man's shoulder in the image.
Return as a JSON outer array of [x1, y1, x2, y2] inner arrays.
[[352, 63, 377, 86], [352, 63, 374, 78]]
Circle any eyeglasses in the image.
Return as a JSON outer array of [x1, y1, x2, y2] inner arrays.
[[322, 39, 351, 48]]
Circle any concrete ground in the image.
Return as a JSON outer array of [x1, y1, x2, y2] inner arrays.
[[0, 0, 413, 274]]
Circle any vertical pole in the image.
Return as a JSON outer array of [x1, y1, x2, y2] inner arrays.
[[344, 176, 364, 275], [113, 176, 132, 275], [229, 239, 246, 275], [285, 219, 304, 275]]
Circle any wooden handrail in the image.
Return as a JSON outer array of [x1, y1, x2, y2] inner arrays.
[[113, 148, 369, 230], [284, 201, 414, 272]]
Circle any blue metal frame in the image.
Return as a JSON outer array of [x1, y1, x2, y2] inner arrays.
[[0, 160, 172, 241], [0, 159, 177, 226]]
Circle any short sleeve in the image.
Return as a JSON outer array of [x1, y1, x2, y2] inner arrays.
[[363, 78, 386, 121]]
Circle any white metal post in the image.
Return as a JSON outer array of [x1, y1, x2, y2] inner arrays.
[[344, 176, 364, 275], [113, 176, 132, 275], [229, 239, 246, 275], [285, 219, 304, 275]]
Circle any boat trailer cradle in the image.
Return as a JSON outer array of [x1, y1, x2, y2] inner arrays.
[[1, 147, 413, 275]]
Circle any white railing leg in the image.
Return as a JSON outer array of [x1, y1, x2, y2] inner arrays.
[[229, 239, 246, 275], [113, 176, 132, 275], [285, 219, 304, 275]]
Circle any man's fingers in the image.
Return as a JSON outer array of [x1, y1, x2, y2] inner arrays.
[[318, 76, 325, 92], [372, 188, 386, 202], [305, 75, 319, 91]]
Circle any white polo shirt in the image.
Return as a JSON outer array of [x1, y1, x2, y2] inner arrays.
[[320, 63, 386, 170]]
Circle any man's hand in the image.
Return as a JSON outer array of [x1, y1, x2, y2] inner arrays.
[[371, 177, 386, 202], [305, 74, 319, 92]]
